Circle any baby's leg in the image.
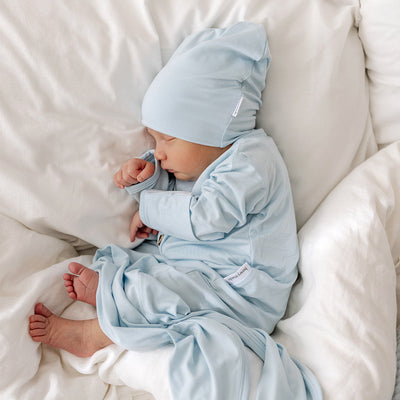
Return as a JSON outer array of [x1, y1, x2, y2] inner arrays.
[[64, 262, 98, 306], [29, 303, 113, 357]]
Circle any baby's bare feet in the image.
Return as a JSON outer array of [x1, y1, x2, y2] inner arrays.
[[29, 303, 113, 357], [64, 262, 98, 306]]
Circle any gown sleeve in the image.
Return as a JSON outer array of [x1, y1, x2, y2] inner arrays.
[[139, 152, 270, 241]]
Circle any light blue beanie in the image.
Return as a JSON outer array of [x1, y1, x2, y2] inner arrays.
[[141, 22, 270, 148]]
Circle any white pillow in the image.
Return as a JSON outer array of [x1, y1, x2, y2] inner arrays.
[[359, 0, 400, 146], [256, 3, 377, 227], [274, 141, 400, 399]]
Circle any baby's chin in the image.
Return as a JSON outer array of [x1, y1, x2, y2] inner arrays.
[[171, 171, 198, 182]]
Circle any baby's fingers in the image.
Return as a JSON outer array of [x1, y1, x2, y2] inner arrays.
[[137, 162, 155, 182], [113, 170, 125, 189], [114, 169, 139, 188]]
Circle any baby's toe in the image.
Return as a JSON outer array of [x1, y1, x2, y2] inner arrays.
[[29, 321, 46, 330], [63, 273, 73, 281], [29, 314, 44, 323], [68, 262, 84, 275], [34, 303, 53, 318]]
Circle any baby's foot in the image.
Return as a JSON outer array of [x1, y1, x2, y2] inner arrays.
[[29, 303, 113, 357], [63, 262, 99, 306]]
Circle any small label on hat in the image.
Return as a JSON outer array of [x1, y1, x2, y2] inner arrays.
[[232, 95, 244, 117]]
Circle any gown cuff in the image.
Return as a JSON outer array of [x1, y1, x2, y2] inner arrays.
[[139, 190, 197, 242]]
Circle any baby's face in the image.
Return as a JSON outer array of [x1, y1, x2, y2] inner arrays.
[[146, 128, 229, 181]]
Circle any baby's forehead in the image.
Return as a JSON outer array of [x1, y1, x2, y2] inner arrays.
[[145, 127, 175, 141]]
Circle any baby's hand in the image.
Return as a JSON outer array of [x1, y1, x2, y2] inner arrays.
[[113, 158, 155, 189], [129, 211, 158, 242]]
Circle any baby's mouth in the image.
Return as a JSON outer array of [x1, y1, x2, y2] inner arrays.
[[161, 163, 175, 174]]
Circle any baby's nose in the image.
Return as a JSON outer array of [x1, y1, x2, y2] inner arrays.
[[154, 148, 166, 161]]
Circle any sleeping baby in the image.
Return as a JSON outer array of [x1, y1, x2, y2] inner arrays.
[[29, 22, 321, 400]]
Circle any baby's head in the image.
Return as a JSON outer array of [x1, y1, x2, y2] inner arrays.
[[142, 22, 270, 179]]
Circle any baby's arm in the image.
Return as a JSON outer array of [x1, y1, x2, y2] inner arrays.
[[113, 158, 155, 189], [114, 158, 158, 242], [139, 153, 269, 241], [115, 153, 175, 241]]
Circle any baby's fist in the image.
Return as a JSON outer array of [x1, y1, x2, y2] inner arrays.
[[114, 158, 155, 188]]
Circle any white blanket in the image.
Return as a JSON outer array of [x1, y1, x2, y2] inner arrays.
[[1, 1, 399, 399]]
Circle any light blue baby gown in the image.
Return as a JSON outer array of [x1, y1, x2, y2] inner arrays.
[[91, 22, 322, 400]]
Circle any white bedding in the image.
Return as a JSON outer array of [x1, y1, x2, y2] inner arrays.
[[1, 1, 399, 399]]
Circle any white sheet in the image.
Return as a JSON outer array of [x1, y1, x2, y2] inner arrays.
[[0, 1, 399, 399]]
